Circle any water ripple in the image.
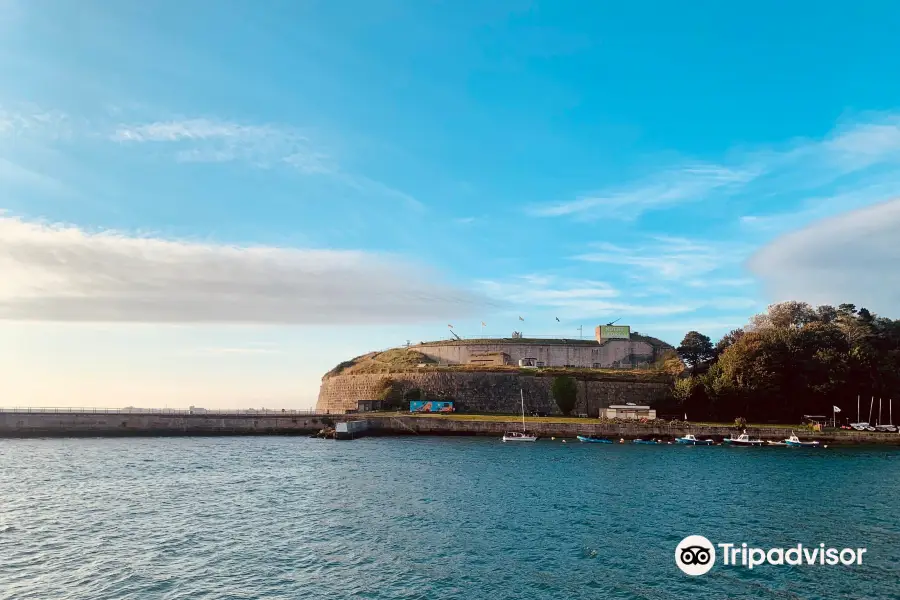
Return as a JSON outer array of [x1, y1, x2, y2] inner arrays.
[[0, 437, 898, 599]]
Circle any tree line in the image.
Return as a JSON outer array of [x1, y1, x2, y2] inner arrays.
[[670, 302, 900, 423]]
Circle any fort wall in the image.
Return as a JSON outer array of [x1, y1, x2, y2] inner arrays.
[[316, 371, 672, 415]]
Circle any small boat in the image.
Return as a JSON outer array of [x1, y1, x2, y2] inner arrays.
[[723, 430, 765, 446], [503, 431, 538, 442], [875, 424, 897, 433], [784, 431, 820, 447], [766, 440, 788, 446], [502, 389, 537, 442], [633, 439, 659, 445], [577, 435, 612, 443], [675, 434, 714, 446], [850, 422, 870, 431]]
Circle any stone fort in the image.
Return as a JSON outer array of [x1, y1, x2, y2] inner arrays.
[[315, 326, 675, 415]]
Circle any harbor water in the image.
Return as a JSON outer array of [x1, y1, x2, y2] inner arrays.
[[1, 436, 898, 599]]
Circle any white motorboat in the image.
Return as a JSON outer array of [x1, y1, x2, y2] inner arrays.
[[850, 422, 870, 431], [784, 431, 820, 447], [723, 430, 764, 446], [675, 434, 714, 446], [502, 389, 537, 442]]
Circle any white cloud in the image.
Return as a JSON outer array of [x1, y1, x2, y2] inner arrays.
[[479, 275, 695, 319], [111, 116, 421, 206], [0, 215, 487, 323], [529, 164, 756, 219], [112, 118, 336, 174], [572, 236, 749, 280], [748, 198, 900, 315], [532, 113, 900, 220]]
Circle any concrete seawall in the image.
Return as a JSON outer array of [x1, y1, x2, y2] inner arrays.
[[359, 416, 900, 445], [0, 411, 329, 437], [2, 412, 898, 445]]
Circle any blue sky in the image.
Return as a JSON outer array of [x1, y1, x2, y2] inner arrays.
[[2, 0, 900, 408]]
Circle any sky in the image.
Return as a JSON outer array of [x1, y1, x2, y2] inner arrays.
[[2, 0, 900, 409]]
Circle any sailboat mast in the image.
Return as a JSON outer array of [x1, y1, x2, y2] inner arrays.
[[520, 388, 526, 432], [879, 398, 883, 426], [869, 396, 874, 423], [857, 395, 860, 423]]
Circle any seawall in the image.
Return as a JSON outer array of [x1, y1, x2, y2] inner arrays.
[[317, 371, 672, 415], [0, 411, 328, 437], [360, 416, 900, 445], [4, 411, 898, 445]]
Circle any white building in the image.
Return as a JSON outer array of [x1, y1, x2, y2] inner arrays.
[[602, 405, 656, 420]]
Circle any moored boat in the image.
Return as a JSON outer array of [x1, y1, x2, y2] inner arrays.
[[632, 439, 659, 445], [723, 430, 765, 446], [784, 431, 820, 447], [502, 431, 538, 442], [675, 434, 714, 446], [577, 435, 612, 443], [502, 389, 537, 442]]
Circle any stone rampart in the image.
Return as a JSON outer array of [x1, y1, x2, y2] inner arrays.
[[316, 371, 672, 415]]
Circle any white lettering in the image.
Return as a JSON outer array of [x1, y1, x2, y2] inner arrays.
[[766, 548, 784, 565], [741, 543, 748, 566], [803, 547, 819, 565], [748, 548, 766, 569], [839, 549, 855, 565], [857, 548, 867, 565], [826, 548, 840, 565], [717, 543, 734, 565], [820, 543, 826, 565], [785, 545, 802, 566]]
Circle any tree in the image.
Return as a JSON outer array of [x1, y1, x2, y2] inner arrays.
[[715, 328, 745, 355], [550, 376, 578, 415], [677, 331, 715, 370]]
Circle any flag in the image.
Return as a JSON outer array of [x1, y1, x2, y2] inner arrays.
[[833, 405, 841, 413], [448, 324, 454, 328], [555, 317, 560, 322], [519, 316, 524, 321], [481, 321, 486, 327]]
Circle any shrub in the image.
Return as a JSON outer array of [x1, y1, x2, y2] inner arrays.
[[551, 376, 578, 415]]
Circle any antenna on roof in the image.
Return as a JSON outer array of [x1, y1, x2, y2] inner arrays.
[[449, 330, 462, 341], [606, 318, 621, 326]]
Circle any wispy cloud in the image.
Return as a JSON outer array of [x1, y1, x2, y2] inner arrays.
[[529, 165, 756, 220], [532, 113, 900, 220], [748, 197, 900, 315], [0, 215, 487, 323], [0, 105, 72, 141], [112, 118, 336, 174], [111, 116, 421, 207], [479, 275, 696, 319], [572, 236, 749, 280]]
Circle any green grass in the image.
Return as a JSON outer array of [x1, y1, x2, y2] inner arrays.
[[369, 411, 602, 424], [367, 412, 816, 428]]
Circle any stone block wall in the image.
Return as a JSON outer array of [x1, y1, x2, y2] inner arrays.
[[316, 371, 672, 415]]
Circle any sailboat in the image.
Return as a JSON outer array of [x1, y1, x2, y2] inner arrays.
[[502, 389, 537, 442]]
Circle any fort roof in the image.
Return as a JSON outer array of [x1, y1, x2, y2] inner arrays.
[[414, 337, 600, 347]]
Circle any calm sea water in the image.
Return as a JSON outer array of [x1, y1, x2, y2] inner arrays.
[[1, 436, 898, 599]]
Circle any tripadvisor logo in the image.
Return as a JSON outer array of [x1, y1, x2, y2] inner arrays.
[[675, 536, 867, 576], [675, 535, 715, 576]]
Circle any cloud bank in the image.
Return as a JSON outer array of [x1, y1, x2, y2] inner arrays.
[[0, 216, 486, 323], [748, 198, 900, 315]]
